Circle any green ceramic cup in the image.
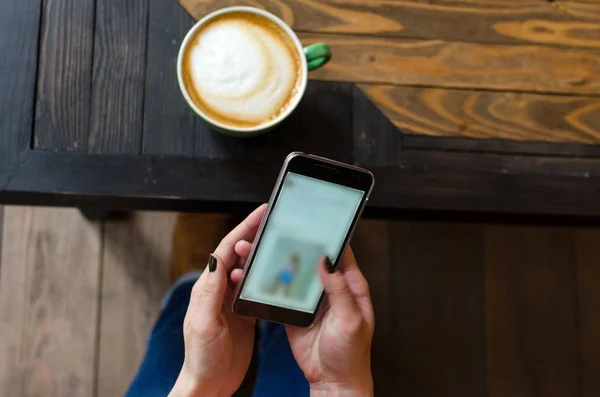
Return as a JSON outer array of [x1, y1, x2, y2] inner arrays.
[[177, 6, 331, 137]]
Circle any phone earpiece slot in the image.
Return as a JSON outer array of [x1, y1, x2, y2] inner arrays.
[[313, 164, 340, 173]]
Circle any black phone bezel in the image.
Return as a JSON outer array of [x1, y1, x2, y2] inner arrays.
[[232, 154, 374, 327]]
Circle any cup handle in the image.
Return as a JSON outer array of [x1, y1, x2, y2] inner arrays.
[[304, 43, 331, 71]]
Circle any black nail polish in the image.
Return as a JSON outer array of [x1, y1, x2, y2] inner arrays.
[[208, 254, 217, 272], [324, 257, 335, 274]]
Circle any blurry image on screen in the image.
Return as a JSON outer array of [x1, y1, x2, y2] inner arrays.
[[240, 172, 364, 313]]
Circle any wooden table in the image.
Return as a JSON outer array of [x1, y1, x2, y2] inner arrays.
[[1, 0, 599, 222]]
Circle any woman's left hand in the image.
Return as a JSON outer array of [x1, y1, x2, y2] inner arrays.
[[170, 205, 267, 397]]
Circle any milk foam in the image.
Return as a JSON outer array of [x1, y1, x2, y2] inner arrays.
[[187, 17, 299, 125]]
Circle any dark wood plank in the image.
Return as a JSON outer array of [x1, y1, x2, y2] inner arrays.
[[404, 135, 600, 158], [0, 207, 102, 396], [574, 228, 600, 397], [146, 79, 353, 161], [34, 0, 95, 151], [97, 212, 174, 397], [351, 220, 394, 396], [299, 33, 600, 95], [359, 85, 600, 144], [367, 149, 600, 216], [143, 0, 198, 156], [353, 86, 402, 167], [194, 81, 354, 164], [79, 208, 128, 221], [0, 0, 41, 185], [484, 226, 579, 397], [179, 0, 600, 47], [390, 221, 485, 397], [3, 147, 600, 217], [88, 0, 149, 154]]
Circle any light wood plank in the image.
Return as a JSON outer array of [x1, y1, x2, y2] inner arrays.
[[574, 228, 600, 397], [299, 33, 600, 95], [359, 84, 600, 143], [484, 226, 579, 397], [96, 212, 175, 397], [179, 0, 600, 47], [0, 207, 102, 397]]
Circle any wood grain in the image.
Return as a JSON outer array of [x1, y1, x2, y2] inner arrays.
[[193, 81, 354, 163], [353, 86, 403, 166], [143, 0, 199, 156], [34, 0, 94, 151], [390, 221, 485, 397], [6, 147, 600, 217], [170, 213, 234, 283], [404, 135, 600, 158], [351, 220, 394, 396], [88, 0, 149, 154], [96, 212, 175, 397], [359, 84, 600, 143], [179, 0, 600, 47], [138, 78, 354, 160], [300, 33, 600, 95], [0, 0, 41, 179], [484, 226, 579, 397], [0, 207, 102, 397], [574, 228, 600, 397]]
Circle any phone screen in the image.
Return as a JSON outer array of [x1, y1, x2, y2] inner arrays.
[[240, 172, 364, 313]]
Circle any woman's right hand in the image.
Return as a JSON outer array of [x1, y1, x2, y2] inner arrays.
[[231, 246, 375, 396], [286, 249, 375, 396]]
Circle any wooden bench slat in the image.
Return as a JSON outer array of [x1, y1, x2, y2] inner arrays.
[[88, 0, 150, 154], [359, 84, 600, 144], [300, 33, 600, 95], [34, 0, 95, 151], [180, 0, 600, 47]]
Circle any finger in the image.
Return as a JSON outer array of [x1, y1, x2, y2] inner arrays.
[[339, 248, 370, 299], [312, 296, 330, 324], [338, 246, 359, 272], [234, 239, 252, 259], [231, 253, 246, 270], [214, 204, 267, 269], [230, 268, 243, 284], [198, 254, 228, 318], [319, 256, 358, 316], [339, 248, 374, 329]]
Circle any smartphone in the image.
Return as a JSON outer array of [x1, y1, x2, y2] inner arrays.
[[232, 152, 374, 327]]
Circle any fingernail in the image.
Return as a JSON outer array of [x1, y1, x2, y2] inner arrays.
[[324, 257, 335, 274], [208, 254, 217, 272]]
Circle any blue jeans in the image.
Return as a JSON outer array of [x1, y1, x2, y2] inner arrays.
[[124, 273, 309, 397]]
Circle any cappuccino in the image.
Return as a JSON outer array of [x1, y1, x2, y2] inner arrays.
[[181, 12, 303, 129]]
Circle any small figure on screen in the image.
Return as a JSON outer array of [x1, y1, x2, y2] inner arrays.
[[268, 252, 301, 296]]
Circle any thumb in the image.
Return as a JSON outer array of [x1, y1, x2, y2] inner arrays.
[[200, 254, 228, 318], [319, 256, 357, 316]]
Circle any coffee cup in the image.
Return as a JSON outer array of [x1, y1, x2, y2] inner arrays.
[[177, 6, 331, 136]]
